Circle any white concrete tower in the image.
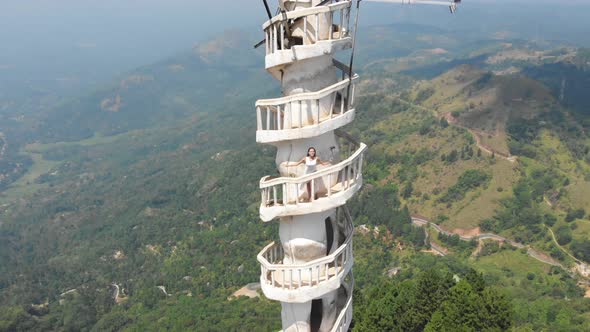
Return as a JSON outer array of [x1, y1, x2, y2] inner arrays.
[[254, 1, 461, 331], [255, 1, 364, 331]]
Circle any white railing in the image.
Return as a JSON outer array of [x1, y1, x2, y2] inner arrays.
[[257, 207, 353, 290], [260, 142, 366, 209], [331, 274, 354, 332], [256, 72, 357, 134], [264, 0, 352, 56]]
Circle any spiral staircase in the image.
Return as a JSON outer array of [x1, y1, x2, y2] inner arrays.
[[252, 1, 461, 330], [255, 1, 362, 331]]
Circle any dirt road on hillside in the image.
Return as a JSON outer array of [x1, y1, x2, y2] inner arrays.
[[396, 98, 517, 163], [411, 216, 570, 271]]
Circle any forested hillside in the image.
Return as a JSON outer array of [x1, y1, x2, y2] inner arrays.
[[1, 27, 590, 331]]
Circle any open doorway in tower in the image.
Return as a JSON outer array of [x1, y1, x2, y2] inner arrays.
[[310, 298, 323, 332], [310, 291, 348, 332], [310, 276, 352, 331], [325, 216, 334, 255]]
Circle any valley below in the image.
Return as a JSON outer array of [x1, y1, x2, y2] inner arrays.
[[1, 25, 590, 331]]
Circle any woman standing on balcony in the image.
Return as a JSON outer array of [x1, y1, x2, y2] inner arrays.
[[294, 147, 331, 202]]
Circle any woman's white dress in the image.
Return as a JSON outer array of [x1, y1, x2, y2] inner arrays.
[[300, 157, 318, 198], [305, 156, 318, 174]]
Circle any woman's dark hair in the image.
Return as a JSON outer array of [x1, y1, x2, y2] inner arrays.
[[307, 147, 317, 158]]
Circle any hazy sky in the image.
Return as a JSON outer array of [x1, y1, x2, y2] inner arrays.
[[0, 1, 264, 82], [1, 0, 589, 88]]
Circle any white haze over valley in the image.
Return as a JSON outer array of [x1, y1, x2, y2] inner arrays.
[[1, 0, 589, 96]]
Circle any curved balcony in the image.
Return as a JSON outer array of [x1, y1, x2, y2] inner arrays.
[[259, 138, 366, 222], [257, 207, 353, 303], [256, 62, 358, 144], [264, 0, 352, 69], [331, 273, 354, 332]]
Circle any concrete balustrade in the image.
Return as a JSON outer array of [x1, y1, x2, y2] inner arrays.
[[255, 1, 364, 329], [254, 2, 459, 330], [257, 207, 354, 302], [264, 0, 351, 55], [330, 275, 353, 332], [263, 1, 353, 70], [256, 70, 358, 143], [259, 143, 365, 222]]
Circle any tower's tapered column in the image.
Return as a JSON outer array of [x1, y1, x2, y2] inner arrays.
[[255, 1, 362, 331], [253, 1, 460, 330]]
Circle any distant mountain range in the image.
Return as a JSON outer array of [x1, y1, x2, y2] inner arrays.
[[1, 26, 589, 331]]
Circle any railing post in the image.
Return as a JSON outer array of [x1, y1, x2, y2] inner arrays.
[[304, 19, 308, 44], [272, 23, 279, 53], [280, 23, 285, 50], [311, 179, 315, 201], [282, 269, 286, 289], [256, 106, 262, 130], [345, 6, 350, 36], [283, 183, 287, 205], [315, 14, 319, 42], [359, 151, 364, 175], [266, 107, 271, 131], [298, 101, 303, 128], [270, 28, 274, 54], [277, 105, 282, 130], [270, 245, 274, 263], [331, 92, 336, 117], [357, 157, 362, 179], [266, 30, 270, 54], [316, 266, 320, 285], [339, 9, 344, 39], [329, 11, 333, 40], [316, 99, 321, 124], [273, 186, 278, 205], [345, 85, 350, 112], [343, 166, 348, 189], [289, 102, 293, 129]]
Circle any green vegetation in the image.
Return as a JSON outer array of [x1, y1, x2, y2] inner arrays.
[[1, 28, 590, 331], [571, 240, 590, 262], [0, 150, 58, 204], [437, 233, 477, 254], [350, 183, 426, 248], [439, 169, 491, 204], [566, 208, 586, 222], [480, 241, 501, 257], [354, 268, 511, 331]]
